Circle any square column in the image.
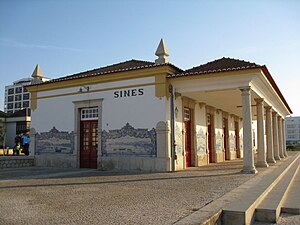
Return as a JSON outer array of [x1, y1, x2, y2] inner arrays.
[[240, 87, 257, 173], [255, 98, 268, 167], [265, 106, 276, 164], [272, 111, 281, 160], [282, 119, 288, 157], [278, 117, 285, 158]]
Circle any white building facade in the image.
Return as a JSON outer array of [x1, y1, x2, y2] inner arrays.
[[285, 116, 300, 146], [4, 65, 50, 114], [27, 40, 292, 172]]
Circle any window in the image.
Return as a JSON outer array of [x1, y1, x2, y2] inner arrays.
[[15, 95, 22, 101], [23, 101, 29, 108], [8, 88, 14, 94], [8, 96, 14, 102], [184, 108, 190, 121], [81, 108, 98, 120], [7, 103, 13, 109], [15, 87, 22, 93], [23, 93, 30, 100], [7, 110, 13, 114], [15, 102, 22, 108], [23, 87, 28, 92]]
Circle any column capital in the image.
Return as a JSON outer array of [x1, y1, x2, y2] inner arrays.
[[240, 86, 251, 95], [272, 111, 278, 117], [265, 106, 273, 111], [254, 98, 264, 104]]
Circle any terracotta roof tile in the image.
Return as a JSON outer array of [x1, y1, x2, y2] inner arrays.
[[29, 59, 182, 86], [168, 57, 261, 77]]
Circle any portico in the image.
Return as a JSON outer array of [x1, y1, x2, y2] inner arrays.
[[168, 57, 292, 173]]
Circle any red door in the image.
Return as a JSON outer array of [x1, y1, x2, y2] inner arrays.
[[207, 114, 213, 163], [223, 118, 229, 160], [184, 108, 192, 167], [235, 121, 240, 158], [80, 120, 98, 169]]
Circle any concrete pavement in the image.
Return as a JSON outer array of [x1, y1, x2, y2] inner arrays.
[[0, 152, 299, 225]]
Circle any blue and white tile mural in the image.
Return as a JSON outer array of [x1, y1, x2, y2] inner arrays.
[[101, 123, 156, 156], [36, 127, 74, 154], [175, 124, 182, 155], [196, 128, 207, 154]]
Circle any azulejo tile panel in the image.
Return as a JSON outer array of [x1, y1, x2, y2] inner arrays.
[[101, 123, 156, 156], [36, 127, 74, 154]]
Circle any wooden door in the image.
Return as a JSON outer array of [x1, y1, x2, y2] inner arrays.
[[223, 118, 229, 160], [184, 108, 192, 167], [235, 121, 240, 158], [80, 120, 98, 168], [207, 114, 213, 163]]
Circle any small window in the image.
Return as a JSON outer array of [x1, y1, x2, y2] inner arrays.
[[7, 103, 13, 109], [8, 96, 14, 102], [23, 87, 28, 92], [81, 107, 98, 121], [23, 101, 29, 108], [23, 93, 30, 100], [184, 108, 190, 121], [15, 87, 23, 93], [8, 88, 14, 94], [15, 102, 22, 108], [15, 95, 22, 101]]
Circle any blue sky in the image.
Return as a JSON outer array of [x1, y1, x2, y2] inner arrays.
[[0, 0, 299, 115]]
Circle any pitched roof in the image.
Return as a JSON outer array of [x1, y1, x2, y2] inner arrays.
[[168, 57, 261, 78], [28, 59, 182, 86]]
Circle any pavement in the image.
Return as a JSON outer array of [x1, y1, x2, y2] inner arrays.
[[0, 152, 299, 225]]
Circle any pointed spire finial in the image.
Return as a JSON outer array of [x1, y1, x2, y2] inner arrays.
[[155, 38, 170, 64], [31, 64, 43, 78]]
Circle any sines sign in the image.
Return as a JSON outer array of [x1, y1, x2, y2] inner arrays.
[[114, 88, 144, 98]]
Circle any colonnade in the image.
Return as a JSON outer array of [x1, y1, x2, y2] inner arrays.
[[240, 87, 288, 173]]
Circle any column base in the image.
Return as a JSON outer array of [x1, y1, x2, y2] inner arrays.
[[280, 154, 285, 158], [275, 156, 281, 160], [256, 161, 269, 167], [241, 167, 258, 174], [284, 152, 288, 157], [267, 158, 276, 164]]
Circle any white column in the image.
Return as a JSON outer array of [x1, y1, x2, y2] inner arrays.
[[255, 98, 268, 167], [265, 106, 276, 163], [272, 111, 281, 160], [240, 87, 257, 173], [282, 119, 288, 157], [278, 117, 285, 158]]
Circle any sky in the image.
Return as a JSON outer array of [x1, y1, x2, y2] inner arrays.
[[0, 0, 299, 115]]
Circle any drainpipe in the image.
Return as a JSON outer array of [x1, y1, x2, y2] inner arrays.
[[169, 84, 175, 172]]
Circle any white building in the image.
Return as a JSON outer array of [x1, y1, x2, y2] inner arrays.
[[285, 116, 300, 146], [27, 39, 292, 172], [4, 65, 50, 114]]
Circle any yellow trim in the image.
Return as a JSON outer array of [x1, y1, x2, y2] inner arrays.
[[155, 75, 167, 97], [30, 91, 37, 111], [36, 82, 159, 100]]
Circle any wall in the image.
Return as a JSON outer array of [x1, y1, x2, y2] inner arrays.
[[31, 77, 168, 170]]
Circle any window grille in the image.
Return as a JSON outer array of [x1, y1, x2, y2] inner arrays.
[[81, 108, 98, 121]]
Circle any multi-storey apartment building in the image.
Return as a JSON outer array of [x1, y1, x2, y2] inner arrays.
[[285, 116, 300, 146], [4, 65, 50, 114]]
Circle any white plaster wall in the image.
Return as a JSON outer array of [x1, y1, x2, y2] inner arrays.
[[174, 96, 184, 170], [31, 77, 166, 133]]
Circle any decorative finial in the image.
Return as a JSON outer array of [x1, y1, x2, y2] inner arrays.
[[155, 38, 169, 64], [31, 64, 44, 84], [31, 64, 44, 78]]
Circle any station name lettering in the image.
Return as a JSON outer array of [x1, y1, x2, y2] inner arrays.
[[114, 88, 144, 98]]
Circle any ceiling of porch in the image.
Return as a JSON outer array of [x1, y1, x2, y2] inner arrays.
[[180, 88, 261, 119]]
